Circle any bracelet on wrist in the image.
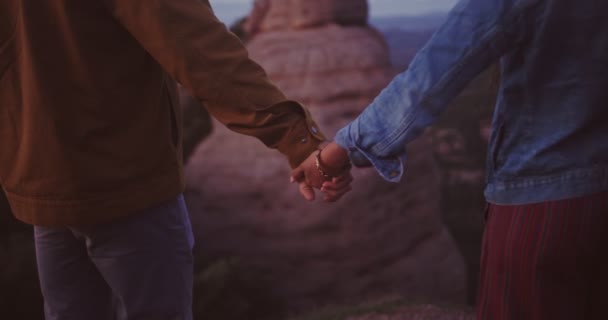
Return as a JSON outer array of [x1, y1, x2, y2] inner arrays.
[[314, 149, 351, 180]]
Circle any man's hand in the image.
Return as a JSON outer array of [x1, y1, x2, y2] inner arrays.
[[290, 142, 352, 202], [290, 151, 327, 201]]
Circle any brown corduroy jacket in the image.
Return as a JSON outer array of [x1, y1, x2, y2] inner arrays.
[[0, 0, 325, 226]]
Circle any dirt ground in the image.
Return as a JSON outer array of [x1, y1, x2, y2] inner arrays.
[[346, 305, 475, 320]]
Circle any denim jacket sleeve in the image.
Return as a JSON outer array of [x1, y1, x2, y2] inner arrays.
[[334, 0, 540, 182]]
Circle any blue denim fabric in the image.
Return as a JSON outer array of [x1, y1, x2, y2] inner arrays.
[[335, 0, 608, 204], [34, 195, 194, 320]]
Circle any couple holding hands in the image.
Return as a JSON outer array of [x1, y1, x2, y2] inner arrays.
[[2, 0, 607, 319]]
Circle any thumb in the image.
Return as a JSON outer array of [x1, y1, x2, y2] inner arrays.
[[298, 182, 316, 201], [291, 166, 305, 183]]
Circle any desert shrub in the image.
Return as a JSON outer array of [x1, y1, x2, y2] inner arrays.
[[192, 257, 287, 320]]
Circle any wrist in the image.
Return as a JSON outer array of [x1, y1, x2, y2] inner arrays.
[[315, 142, 350, 178], [320, 142, 349, 169]]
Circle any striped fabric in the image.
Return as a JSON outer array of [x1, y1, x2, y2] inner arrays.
[[477, 192, 608, 320]]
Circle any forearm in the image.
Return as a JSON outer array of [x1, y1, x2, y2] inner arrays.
[[103, 0, 324, 167], [336, 0, 536, 181]]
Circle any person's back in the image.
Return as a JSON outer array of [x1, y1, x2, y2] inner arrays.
[[1, 1, 187, 226], [0, 0, 325, 226], [486, 0, 608, 203]]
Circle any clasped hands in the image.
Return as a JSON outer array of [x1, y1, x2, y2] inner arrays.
[[290, 141, 353, 202]]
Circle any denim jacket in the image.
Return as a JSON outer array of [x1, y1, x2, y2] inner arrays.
[[335, 0, 608, 205]]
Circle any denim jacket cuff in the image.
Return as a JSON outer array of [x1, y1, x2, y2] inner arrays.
[[335, 126, 405, 183]]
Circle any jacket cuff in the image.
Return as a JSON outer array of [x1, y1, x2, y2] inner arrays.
[[335, 124, 404, 183], [276, 102, 326, 168]]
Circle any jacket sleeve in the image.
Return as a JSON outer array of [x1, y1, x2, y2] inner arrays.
[[102, 0, 325, 168], [335, 0, 540, 182]]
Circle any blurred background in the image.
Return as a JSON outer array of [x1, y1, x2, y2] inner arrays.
[[212, 0, 459, 24], [1, 0, 498, 319]]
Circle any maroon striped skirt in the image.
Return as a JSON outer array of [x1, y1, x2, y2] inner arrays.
[[477, 191, 608, 320]]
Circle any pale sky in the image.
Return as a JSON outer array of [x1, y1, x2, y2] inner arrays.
[[211, 0, 459, 24]]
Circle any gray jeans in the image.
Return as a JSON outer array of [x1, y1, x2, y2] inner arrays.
[[34, 195, 194, 320]]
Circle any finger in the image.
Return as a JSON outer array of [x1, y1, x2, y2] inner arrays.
[[323, 188, 351, 202], [333, 172, 353, 185], [323, 186, 352, 202], [291, 166, 305, 183], [323, 177, 353, 190], [321, 174, 353, 192], [305, 168, 326, 189], [298, 182, 316, 201], [321, 181, 349, 192], [331, 174, 350, 184]]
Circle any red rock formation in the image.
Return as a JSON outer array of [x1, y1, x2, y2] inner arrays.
[[246, 25, 393, 111], [245, 0, 368, 35]]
